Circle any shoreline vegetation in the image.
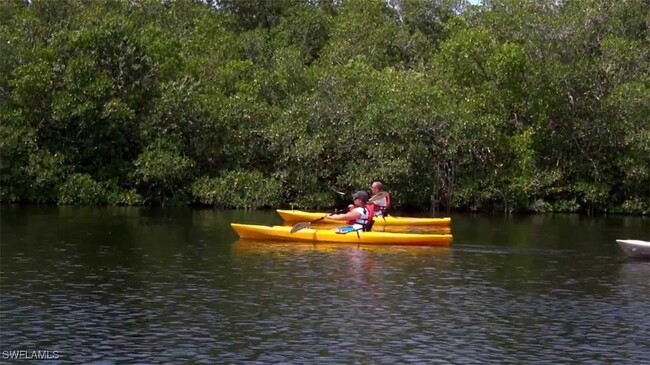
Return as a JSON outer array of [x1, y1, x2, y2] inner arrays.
[[1, 0, 648, 214]]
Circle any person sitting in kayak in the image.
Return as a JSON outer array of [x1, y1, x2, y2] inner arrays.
[[370, 181, 390, 217], [328, 191, 375, 232]]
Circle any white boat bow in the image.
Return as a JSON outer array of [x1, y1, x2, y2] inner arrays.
[[616, 239, 650, 259]]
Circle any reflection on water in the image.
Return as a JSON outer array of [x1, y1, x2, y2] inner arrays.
[[231, 240, 452, 258], [1, 206, 649, 363], [618, 261, 650, 286]]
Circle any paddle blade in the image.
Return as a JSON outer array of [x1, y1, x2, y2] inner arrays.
[[329, 186, 346, 196], [369, 191, 388, 203], [290, 222, 311, 234]]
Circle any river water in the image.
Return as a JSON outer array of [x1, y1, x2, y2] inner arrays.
[[1, 206, 648, 364]]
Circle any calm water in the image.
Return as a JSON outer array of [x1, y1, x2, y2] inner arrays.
[[1, 206, 649, 364]]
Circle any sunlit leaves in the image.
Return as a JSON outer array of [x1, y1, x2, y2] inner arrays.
[[272, 3, 332, 64], [58, 173, 107, 205], [0, 0, 647, 213], [320, 0, 410, 69], [191, 170, 282, 209], [132, 142, 195, 205], [24, 149, 70, 203]]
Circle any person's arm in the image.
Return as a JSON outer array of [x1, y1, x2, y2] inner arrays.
[[328, 210, 361, 221]]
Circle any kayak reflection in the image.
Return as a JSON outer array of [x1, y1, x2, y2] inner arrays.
[[231, 239, 452, 258]]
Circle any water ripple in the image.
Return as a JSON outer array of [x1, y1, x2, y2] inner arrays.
[[2, 210, 649, 364]]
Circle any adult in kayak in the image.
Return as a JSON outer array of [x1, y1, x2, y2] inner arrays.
[[370, 181, 391, 217], [327, 190, 375, 233]]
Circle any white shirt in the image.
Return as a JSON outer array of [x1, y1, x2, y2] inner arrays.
[[351, 206, 370, 228]]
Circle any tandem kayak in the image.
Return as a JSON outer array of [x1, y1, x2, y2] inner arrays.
[[276, 210, 451, 226], [616, 239, 650, 259], [231, 223, 453, 247]]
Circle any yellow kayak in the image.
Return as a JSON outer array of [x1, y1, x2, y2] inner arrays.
[[231, 223, 453, 247], [276, 209, 451, 226], [281, 222, 452, 234]]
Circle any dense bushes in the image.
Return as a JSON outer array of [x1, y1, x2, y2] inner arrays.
[[58, 173, 106, 205], [0, 0, 648, 214], [191, 170, 282, 209]]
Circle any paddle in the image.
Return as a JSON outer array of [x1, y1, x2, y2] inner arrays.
[[289, 192, 389, 234], [370, 191, 388, 202], [289, 214, 333, 233]]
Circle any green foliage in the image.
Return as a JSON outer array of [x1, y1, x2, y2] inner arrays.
[[0, 0, 647, 214], [107, 188, 144, 206], [58, 173, 107, 205], [132, 143, 195, 205], [321, 0, 411, 69], [0, 123, 37, 201], [549, 200, 582, 214], [272, 4, 331, 64], [290, 192, 334, 210], [24, 150, 70, 203], [191, 170, 282, 209], [614, 198, 650, 215]]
